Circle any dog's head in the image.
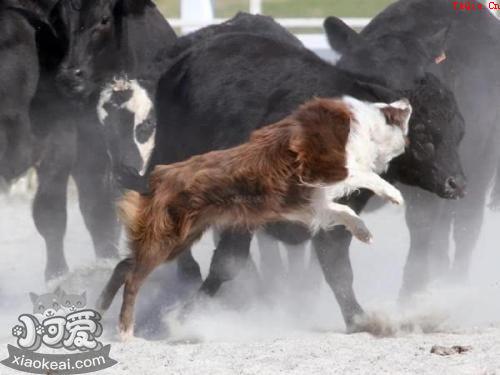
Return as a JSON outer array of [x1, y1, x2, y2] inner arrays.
[[343, 96, 412, 173], [287, 97, 411, 184]]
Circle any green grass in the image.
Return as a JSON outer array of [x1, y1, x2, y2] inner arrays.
[[156, 0, 396, 20]]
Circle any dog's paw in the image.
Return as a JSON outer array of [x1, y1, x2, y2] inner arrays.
[[384, 186, 404, 205], [349, 220, 373, 244]]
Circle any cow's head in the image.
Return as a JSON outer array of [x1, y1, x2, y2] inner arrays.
[[324, 16, 449, 91], [55, 0, 153, 98], [97, 78, 155, 177], [391, 74, 466, 199], [354, 74, 466, 200]]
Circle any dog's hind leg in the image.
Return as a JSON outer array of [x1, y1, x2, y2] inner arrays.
[[96, 257, 134, 313], [119, 252, 167, 340]]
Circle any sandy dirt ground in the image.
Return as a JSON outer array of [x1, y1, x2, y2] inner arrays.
[[0, 188, 499, 374]]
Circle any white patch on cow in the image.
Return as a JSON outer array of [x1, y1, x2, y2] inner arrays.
[[123, 80, 153, 127], [97, 86, 113, 125], [137, 129, 155, 176], [97, 78, 156, 175], [122, 80, 155, 175]]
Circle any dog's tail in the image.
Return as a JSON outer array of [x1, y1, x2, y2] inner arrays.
[[118, 191, 145, 238], [118, 188, 176, 256]]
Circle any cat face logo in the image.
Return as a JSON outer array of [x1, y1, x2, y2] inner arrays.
[[29, 288, 87, 320], [2, 289, 117, 374]]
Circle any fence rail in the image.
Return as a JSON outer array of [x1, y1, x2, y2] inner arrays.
[[169, 17, 371, 29]]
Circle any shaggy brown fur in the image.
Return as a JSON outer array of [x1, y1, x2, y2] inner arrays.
[[98, 97, 363, 337]]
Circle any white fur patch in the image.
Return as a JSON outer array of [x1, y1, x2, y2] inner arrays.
[[343, 96, 411, 175]]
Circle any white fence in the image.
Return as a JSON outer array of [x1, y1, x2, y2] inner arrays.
[[173, 0, 370, 49]]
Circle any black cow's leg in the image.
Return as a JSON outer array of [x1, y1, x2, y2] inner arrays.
[[399, 186, 453, 299], [177, 229, 253, 319], [256, 230, 286, 292], [311, 192, 373, 331], [33, 126, 76, 281], [286, 241, 308, 281], [72, 120, 119, 260], [198, 229, 253, 296], [176, 250, 203, 284], [451, 183, 489, 281], [312, 227, 363, 330], [262, 222, 314, 295]]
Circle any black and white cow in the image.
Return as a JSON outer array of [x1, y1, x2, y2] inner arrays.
[[0, 0, 57, 188], [105, 13, 466, 334], [29, 0, 176, 280], [324, 0, 500, 297]]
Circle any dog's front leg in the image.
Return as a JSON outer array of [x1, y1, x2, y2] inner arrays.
[[316, 201, 373, 244], [344, 172, 404, 205]]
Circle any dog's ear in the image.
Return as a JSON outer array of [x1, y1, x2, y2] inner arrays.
[[289, 99, 351, 184], [374, 99, 412, 134]]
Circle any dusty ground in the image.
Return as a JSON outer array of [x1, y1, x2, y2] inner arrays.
[[0, 190, 499, 374]]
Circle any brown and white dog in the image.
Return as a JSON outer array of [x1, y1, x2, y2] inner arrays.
[[98, 95, 412, 339]]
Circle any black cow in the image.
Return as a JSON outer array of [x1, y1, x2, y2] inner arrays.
[[108, 15, 465, 334], [0, 0, 56, 188], [57, 0, 176, 98], [28, 0, 176, 280], [324, 0, 500, 298]]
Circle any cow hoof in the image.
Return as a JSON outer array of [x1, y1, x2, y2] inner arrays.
[[348, 312, 397, 337], [45, 264, 70, 285]]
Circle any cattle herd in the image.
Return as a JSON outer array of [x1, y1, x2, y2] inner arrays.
[[0, 0, 499, 339]]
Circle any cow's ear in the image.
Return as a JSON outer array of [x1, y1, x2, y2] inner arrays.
[[423, 26, 450, 64], [9, 0, 58, 27], [323, 16, 363, 54]]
